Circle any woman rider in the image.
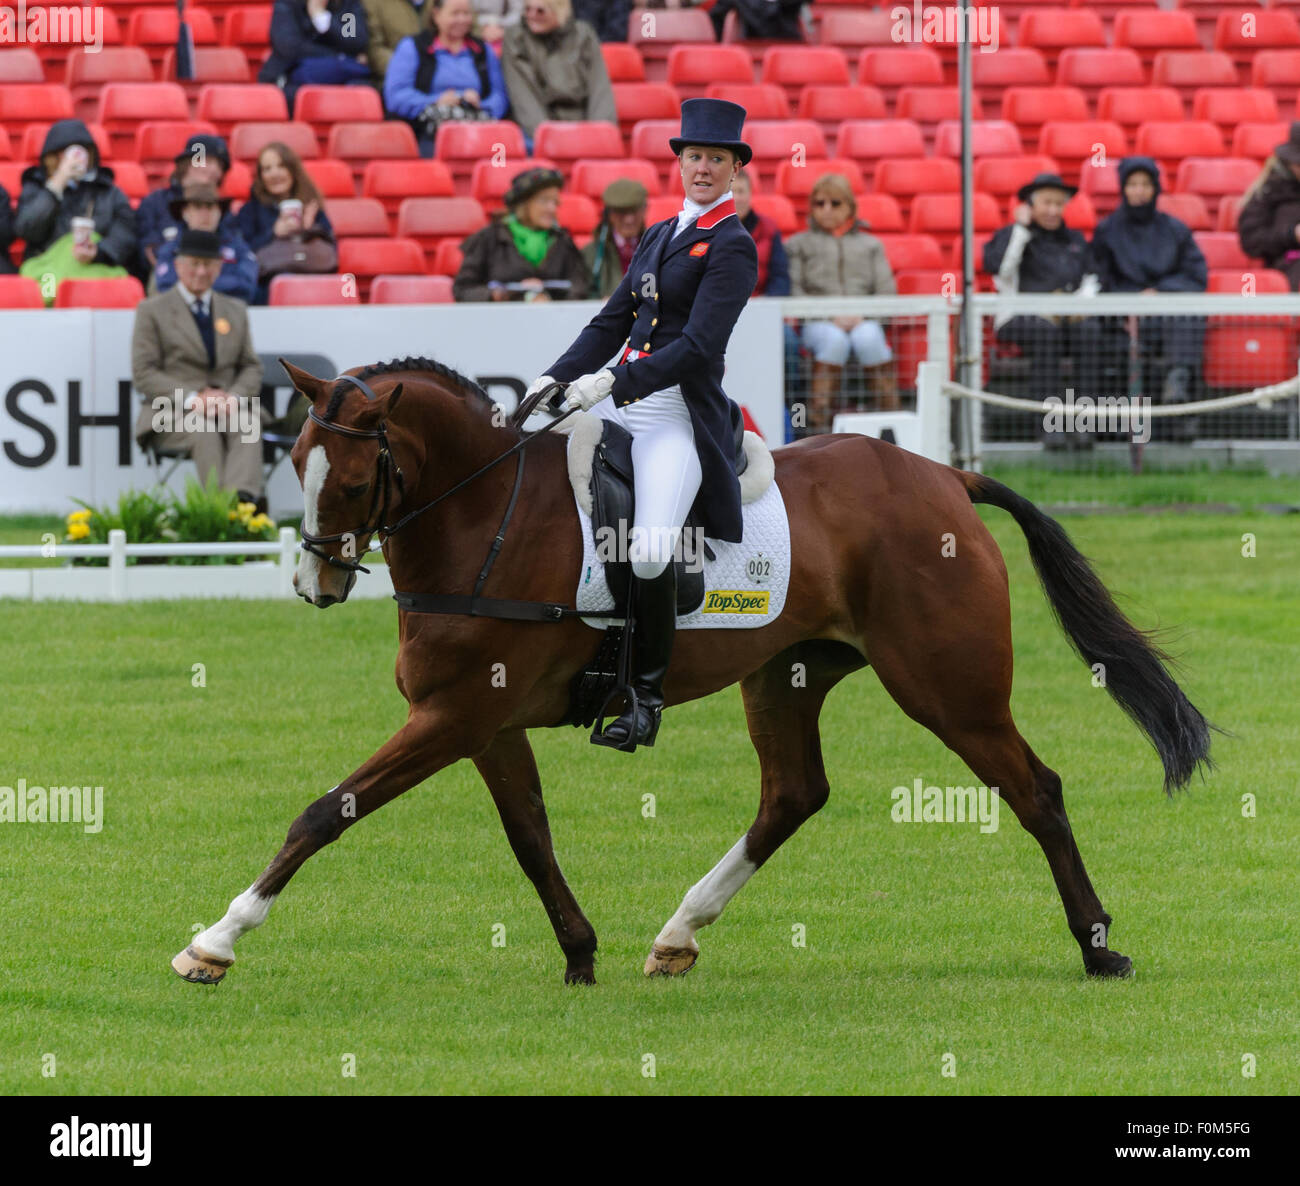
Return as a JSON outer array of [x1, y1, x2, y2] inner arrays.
[[526, 98, 759, 752]]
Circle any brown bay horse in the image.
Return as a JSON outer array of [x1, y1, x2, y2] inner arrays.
[[171, 358, 1213, 988]]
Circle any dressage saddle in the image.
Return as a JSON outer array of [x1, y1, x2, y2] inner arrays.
[[587, 413, 748, 617]]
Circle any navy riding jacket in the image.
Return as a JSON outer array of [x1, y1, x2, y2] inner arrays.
[[546, 197, 759, 544]]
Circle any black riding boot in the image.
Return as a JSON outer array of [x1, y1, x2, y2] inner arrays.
[[592, 564, 677, 751]]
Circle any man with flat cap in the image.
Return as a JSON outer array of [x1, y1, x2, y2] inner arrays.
[[132, 228, 267, 506], [583, 178, 648, 299], [984, 171, 1100, 447]]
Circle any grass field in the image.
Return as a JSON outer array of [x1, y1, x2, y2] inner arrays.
[[1, 480, 1297, 1094]]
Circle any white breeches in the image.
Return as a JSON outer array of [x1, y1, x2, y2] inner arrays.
[[592, 385, 702, 580]]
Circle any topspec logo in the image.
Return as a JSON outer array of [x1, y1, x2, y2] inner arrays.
[[0, 3, 106, 52], [50, 1117, 151, 1166], [891, 3, 1001, 54]]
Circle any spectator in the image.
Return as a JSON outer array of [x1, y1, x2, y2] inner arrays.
[[384, 0, 509, 157], [236, 142, 337, 305], [151, 184, 259, 305], [14, 119, 137, 285], [583, 178, 646, 298], [785, 172, 897, 431], [1087, 156, 1207, 441], [710, 0, 805, 40], [363, 0, 432, 79], [501, 0, 616, 149], [732, 167, 788, 297], [572, 0, 632, 41], [472, 0, 521, 42], [984, 171, 1100, 449], [0, 184, 15, 274], [1237, 122, 1300, 291], [132, 229, 267, 506], [453, 164, 588, 301], [136, 133, 233, 277], [259, 0, 372, 113]]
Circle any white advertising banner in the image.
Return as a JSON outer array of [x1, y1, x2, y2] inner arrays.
[[0, 298, 785, 515]]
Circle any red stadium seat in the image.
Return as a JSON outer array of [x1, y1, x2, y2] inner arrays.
[[627, 7, 715, 82], [328, 122, 419, 181], [1192, 89, 1279, 129], [228, 122, 319, 162], [643, 194, 682, 226], [1055, 48, 1145, 94], [218, 160, 253, 200], [1151, 52, 1238, 93], [628, 120, 681, 188], [53, 276, 145, 308], [533, 121, 624, 163], [667, 45, 753, 99], [854, 193, 905, 233], [895, 88, 977, 137], [134, 120, 221, 186], [1231, 123, 1288, 161], [909, 192, 1001, 236], [838, 120, 925, 163], [222, 7, 273, 73], [1096, 87, 1184, 135], [601, 43, 645, 83], [751, 193, 798, 236], [467, 157, 560, 211], [894, 269, 950, 295], [1080, 160, 1121, 215], [796, 85, 884, 133], [430, 240, 463, 278], [304, 157, 358, 198], [128, 9, 218, 69], [66, 48, 154, 122], [433, 120, 526, 192], [1206, 269, 1288, 296], [611, 83, 681, 140], [354, 159, 454, 222], [160, 46, 251, 87], [337, 238, 425, 299], [1000, 88, 1089, 152], [875, 158, 962, 196], [293, 86, 384, 152], [569, 158, 661, 201], [1215, 10, 1300, 69], [1251, 50, 1300, 89], [1203, 266, 1293, 388], [1063, 192, 1098, 232], [1156, 192, 1213, 231], [107, 160, 150, 201], [1178, 158, 1265, 201], [0, 275, 44, 308], [816, 10, 897, 48], [96, 83, 190, 158], [1017, 8, 1107, 64], [396, 197, 488, 268], [0, 48, 44, 83], [1218, 194, 1247, 233], [0, 127, 10, 161], [1133, 122, 1225, 171], [556, 192, 599, 236], [705, 84, 792, 121], [370, 274, 454, 304], [1038, 122, 1128, 186], [196, 84, 288, 138], [971, 48, 1050, 89], [1113, 10, 1200, 68], [932, 121, 1023, 159], [744, 120, 828, 187], [973, 156, 1062, 199], [856, 48, 944, 90], [268, 274, 360, 306], [761, 47, 850, 103], [873, 233, 943, 272], [324, 197, 390, 238]]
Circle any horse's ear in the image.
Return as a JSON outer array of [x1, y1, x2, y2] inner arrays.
[[280, 358, 326, 405]]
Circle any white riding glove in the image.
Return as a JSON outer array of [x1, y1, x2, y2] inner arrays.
[[525, 374, 557, 401], [562, 369, 615, 412]]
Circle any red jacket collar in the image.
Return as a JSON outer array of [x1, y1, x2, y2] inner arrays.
[[696, 198, 737, 230]]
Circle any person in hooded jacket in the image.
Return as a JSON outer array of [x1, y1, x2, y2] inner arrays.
[[1237, 122, 1300, 291], [1086, 156, 1206, 439], [984, 172, 1100, 447], [14, 119, 137, 271]]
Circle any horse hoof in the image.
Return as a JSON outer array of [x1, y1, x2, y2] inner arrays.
[[564, 966, 596, 986], [644, 944, 698, 977], [171, 944, 233, 985], [1085, 951, 1134, 980]]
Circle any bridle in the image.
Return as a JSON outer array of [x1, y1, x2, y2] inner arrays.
[[298, 372, 573, 575]]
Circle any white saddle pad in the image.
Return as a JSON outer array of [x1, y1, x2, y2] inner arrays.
[[571, 477, 791, 630]]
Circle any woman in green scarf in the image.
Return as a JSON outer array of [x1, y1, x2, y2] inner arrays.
[[453, 165, 591, 302]]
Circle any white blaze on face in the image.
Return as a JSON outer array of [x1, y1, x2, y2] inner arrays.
[[298, 443, 330, 595]]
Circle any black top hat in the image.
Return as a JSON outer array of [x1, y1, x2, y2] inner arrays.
[[668, 98, 752, 166], [176, 228, 224, 260], [1275, 121, 1300, 166], [1017, 172, 1078, 204], [503, 165, 564, 210]]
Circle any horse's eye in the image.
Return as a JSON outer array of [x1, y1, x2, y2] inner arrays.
[[344, 482, 369, 499]]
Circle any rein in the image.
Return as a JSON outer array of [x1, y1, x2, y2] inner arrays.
[[300, 373, 625, 622]]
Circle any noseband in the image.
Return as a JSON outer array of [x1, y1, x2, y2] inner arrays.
[[299, 373, 572, 575]]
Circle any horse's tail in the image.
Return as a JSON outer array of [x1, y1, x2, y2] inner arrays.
[[962, 471, 1214, 794]]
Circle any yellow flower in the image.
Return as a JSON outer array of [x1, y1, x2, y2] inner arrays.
[[248, 513, 270, 532], [66, 521, 90, 540], [237, 501, 257, 516], [227, 510, 239, 521], [67, 509, 92, 523]]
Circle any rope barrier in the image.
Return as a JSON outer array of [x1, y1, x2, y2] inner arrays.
[[938, 376, 1300, 418]]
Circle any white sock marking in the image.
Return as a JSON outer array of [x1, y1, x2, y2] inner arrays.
[[655, 835, 758, 950]]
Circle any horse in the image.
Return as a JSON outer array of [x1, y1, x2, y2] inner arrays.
[[171, 357, 1214, 988]]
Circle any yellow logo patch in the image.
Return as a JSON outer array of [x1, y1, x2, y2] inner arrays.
[[702, 589, 769, 614]]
